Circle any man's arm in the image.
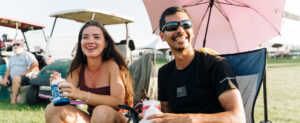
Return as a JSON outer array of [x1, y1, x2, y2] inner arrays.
[[161, 101, 172, 113], [148, 89, 246, 123], [22, 61, 38, 75]]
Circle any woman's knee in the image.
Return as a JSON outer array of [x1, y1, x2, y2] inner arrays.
[[91, 105, 117, 122], [45, 103, 68, 121]]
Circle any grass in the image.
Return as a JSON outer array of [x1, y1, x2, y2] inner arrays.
[[0, 99, 46, 123], [254, 62, 300, 123], [0, 58, 299, 123]]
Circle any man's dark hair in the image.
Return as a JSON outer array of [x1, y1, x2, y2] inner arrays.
[[159, 6, 191, 31]]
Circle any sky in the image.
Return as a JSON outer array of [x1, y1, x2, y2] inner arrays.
[[0, 0, 156, 49], [1, 0, 300, 58]]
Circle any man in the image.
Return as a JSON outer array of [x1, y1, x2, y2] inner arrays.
[[0, 40, 38, 105], [147, 6, 246, 122]]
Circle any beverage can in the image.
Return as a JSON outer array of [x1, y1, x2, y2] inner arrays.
[[51, 78, 70, 106]]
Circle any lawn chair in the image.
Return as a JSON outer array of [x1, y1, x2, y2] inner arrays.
[[221, 48, 270, 123], [118, 53, 158, 123]]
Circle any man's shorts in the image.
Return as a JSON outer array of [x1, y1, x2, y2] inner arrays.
[[7, 75, 31, 86]]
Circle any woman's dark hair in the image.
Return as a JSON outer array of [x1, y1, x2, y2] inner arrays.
[[68, 20, 134, 106]]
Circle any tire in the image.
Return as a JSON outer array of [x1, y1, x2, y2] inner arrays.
[[26, 85, 40, 105]]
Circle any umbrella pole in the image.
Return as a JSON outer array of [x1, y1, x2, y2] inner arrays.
[[202, 0, 214, 47]]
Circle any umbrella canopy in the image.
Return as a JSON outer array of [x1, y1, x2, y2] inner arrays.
[[143, 0, 285, 54]]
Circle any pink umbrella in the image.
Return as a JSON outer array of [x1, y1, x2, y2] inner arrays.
[[143, 0, 285, 54]]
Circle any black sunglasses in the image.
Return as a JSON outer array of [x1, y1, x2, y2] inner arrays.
[[162, 20, 192, 32], [13, 43, 21, 46]]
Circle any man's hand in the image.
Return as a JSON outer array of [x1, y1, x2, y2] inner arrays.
[[0, 77, 10, 86], [148, 113, 198, 123], [3, 78, 10, 86]]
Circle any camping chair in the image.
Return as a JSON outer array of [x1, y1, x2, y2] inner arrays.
[[221, 48, 270, 123], [118, 53, 158, 123]]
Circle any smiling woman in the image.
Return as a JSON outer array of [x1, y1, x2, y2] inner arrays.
[[44, 21, 134, 123]]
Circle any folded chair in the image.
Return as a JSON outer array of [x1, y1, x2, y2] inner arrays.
[[221, 48, 270, 123]]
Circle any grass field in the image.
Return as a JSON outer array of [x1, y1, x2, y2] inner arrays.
[[0, 58, 299, 123]]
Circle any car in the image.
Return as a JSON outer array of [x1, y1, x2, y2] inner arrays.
[[27, 9, 136, 105]]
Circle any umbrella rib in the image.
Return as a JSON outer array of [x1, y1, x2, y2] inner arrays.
[[216, 0, 248, 8], [231, 0, 281, 35], [192, 3, 211, 47], [183, 0, 208, 8], [215, 2, 241, 52]]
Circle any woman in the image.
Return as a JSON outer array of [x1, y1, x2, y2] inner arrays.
[[44, 21, 134, 123]]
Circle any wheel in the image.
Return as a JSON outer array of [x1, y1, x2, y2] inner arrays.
[[26, 85, 40, 105]]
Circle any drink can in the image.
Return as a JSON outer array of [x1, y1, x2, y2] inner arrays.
[[51, 78, 70, 106]]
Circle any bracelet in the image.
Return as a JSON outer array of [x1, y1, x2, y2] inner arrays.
[[85, 92, 91, 103]]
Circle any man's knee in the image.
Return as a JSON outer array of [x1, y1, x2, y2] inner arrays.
[[12, 76, 21, 84]]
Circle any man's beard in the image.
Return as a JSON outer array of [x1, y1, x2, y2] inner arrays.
[[171, 32, 192, 51], [14, 48, 24, 55]]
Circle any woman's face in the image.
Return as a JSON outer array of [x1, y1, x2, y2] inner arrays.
[[81, 26, 106, 58]]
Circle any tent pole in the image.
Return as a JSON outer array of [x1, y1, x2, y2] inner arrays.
[[202, 0, 214, 47]]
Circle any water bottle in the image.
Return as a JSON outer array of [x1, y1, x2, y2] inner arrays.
[[51, 78, 70, 106]]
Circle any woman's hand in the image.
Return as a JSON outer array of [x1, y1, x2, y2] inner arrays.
[[58, 81, 80, 99], [49, 71, 61, 85]]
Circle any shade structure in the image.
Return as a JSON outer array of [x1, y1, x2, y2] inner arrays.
[[143, 0, 285, 54]]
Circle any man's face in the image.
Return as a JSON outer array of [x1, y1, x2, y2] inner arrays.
[[13, 41, 24, 50], [160, 12, 194, 51], [13, 41, 25, 55]]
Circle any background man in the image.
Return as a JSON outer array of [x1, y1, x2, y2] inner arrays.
[[0, 40, 38, 105]]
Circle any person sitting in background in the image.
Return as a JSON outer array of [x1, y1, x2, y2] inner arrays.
[[0, 40, 38, 105], [44, 21, 134, 123]]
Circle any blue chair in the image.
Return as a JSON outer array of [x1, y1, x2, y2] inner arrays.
[[221, 48, 270, 123]]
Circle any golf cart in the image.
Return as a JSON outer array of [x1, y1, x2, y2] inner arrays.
[[26, 9, 136, 105], [0, 15, 49, 102]]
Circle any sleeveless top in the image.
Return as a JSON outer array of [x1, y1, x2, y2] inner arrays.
[[79, 65, 110, 114]]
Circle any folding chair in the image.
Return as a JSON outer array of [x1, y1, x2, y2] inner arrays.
[[221, 48, 270, 123]]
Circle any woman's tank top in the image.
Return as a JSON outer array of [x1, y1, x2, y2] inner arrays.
[[79, 65, 110, 114]]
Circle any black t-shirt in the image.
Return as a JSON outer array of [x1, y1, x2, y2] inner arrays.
[[158, 51, 238, 113]]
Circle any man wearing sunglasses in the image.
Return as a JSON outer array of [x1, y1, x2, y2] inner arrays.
[[146, 6, 245, 122], [0, 40, 38, 105]]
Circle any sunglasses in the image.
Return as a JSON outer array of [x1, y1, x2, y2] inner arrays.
[[13, 43, 21, 46], [162, 20, 192, 32]]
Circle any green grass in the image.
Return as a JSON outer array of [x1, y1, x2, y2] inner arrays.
[[267, 57, 300, 64], [0, 99, 46, 123], [254, 63, 300, 123]]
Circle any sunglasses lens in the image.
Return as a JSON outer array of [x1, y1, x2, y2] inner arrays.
[[163, 20, 192, 31], [13, 43, 21, 46], [165, 22, 179, 31], [182, 20, 192, 29]]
